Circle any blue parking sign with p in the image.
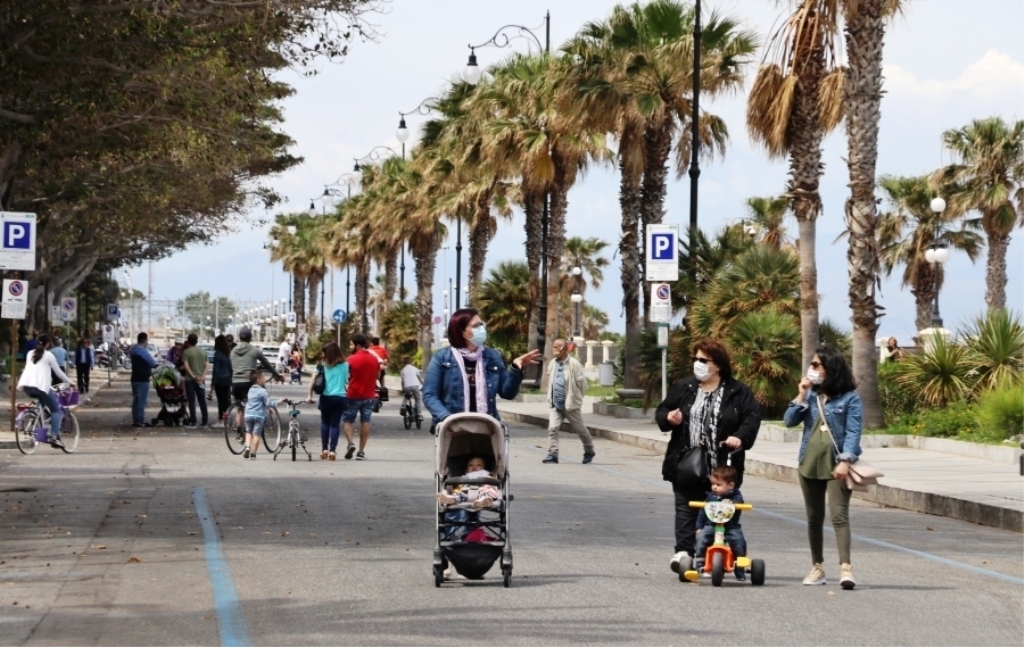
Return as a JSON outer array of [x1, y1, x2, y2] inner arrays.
[[651, 233, 674, 259], [3, 221, 31, 249]]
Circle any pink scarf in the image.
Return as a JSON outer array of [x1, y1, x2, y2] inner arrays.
[[450, 345, 488, 415]]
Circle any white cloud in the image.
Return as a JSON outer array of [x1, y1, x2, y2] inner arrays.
[[884, 49, 1024, 104]]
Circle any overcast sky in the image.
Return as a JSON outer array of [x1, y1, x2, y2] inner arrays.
[[132, 0, 1024, 343]]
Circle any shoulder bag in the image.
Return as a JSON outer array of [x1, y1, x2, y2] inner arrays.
[[312, 363, 326, 396], [817, 396, 883, 492], [674, 445, 708, 487]]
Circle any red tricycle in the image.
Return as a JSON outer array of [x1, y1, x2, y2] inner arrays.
[[683, 499, 765, 586]]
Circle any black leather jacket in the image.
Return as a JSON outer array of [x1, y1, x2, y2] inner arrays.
[[655, 376, 761, 489]]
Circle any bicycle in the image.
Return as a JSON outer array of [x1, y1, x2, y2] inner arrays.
[[15, 384, 81, 455], [274, 399, 312, 462], [223, 398, 281, 455], [400, 388, 423, 430]]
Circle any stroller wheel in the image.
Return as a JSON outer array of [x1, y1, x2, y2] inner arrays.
[[503, 568, 512, 588], [434, 565, 443, 588]]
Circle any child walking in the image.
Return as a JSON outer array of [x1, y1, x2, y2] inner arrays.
[[694, 464, 748, 580], [243, 370, 277, 459]]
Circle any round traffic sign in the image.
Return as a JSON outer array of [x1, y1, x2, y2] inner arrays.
[[332, 309, 347, 324], [433, 316, 442, 325], [656, 284, 670, 300], [8, 280, 23, 296], [62, 298, 75, 311]]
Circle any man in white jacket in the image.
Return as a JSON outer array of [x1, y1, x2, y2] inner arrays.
[[543, 339, 595, 464]]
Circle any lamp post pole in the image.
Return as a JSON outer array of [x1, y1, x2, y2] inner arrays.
[[927, 197, 949, 328], [396, 100, 433, 303], [688, 0, 702, 280], [463, 11, 550, 377]]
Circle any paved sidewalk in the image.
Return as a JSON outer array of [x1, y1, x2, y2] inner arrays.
[[496, 396, 1024, 532]]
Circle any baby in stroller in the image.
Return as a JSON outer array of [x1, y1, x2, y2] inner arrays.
[[437, 455, 503, 541]]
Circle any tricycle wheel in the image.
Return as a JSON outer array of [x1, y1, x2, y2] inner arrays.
[[750, 559, 765, 586], [711, 552, 725, 587]]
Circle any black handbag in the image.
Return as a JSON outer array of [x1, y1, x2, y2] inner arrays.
[[674, 446, 708, 487], [312, 364, 326, 395]]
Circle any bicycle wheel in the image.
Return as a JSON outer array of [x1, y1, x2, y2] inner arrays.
[[291, 422, 298, 462], [403, 402, 412, 430], [60, 411, 80, 454], [16, 411, 40, 455], [262, 407, 282, 453], [223, 404, 246, 454]]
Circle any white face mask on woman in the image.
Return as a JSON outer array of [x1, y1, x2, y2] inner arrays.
[[693, 361, 712, 382], [807, 368, 823, 385]]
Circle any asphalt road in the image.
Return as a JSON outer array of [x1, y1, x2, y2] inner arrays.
[[2, 379, 1022, 646]]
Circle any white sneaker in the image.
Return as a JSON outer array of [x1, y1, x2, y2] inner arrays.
[[242, 446, 251, 458], [669, 551, 690, 574], [802, 563, 827, 585], [840, 563, 856, 590]]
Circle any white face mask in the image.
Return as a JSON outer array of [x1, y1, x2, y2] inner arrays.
[[807, 368, 823, 385], [693, 361, 712, 382]]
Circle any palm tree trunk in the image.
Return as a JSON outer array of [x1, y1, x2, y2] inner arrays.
[[843, 0, 888, 429], [355, 257, 368, 334], [541, 172, 570, 391], [293, 274, 306, 325], [413, 235, 440, 368], [524, 189, 543, 378], [639, 114, 674, 328], [911, 261, 936, 333], [984, 226, 1009, 310], [468, 189, 495, 304], [620, 169, 643, 390], [796, 217, 820, 368], [307, 274, 320, 334], [383, 249, 398, 316]]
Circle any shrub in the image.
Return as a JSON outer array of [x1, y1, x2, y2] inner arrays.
[[878, 361, 918, 420], [887, 401, 980, 439], [896, 335, 974, 407], [962, 308, 1024, 390], [977, 379, 1024, 440]]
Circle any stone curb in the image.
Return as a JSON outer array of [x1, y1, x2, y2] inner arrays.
[[498, 409, 1023, 533]]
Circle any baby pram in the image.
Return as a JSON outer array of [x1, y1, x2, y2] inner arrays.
[[433, 412, 512, 587], [153, 384, 187, 427]]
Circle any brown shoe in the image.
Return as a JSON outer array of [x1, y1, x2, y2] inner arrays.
[[328, 452, 337, 461], [321, 450, 329, 460]]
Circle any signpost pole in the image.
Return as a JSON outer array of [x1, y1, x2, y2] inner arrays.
[[9, 317, 16, 431]]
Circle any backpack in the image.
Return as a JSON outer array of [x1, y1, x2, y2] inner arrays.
[[312, 363, 326, 396]]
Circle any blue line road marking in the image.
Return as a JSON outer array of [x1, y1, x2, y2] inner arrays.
[[512, 438, 1024, 586], [193, 487, 251, 647]]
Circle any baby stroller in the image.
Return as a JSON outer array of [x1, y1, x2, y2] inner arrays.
[[433, 412, 512, 588], [152, 384, 187, 427]]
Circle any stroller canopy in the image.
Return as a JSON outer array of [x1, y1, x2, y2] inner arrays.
[[436, 412, 506, 480]]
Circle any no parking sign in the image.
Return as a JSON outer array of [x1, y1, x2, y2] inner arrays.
[[2, 279, 28, 319]]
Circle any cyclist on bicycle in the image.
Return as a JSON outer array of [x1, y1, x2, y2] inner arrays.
[[229, 327, 283, 429], [400, 355, 423, 424], [17, 333, 72, 448]]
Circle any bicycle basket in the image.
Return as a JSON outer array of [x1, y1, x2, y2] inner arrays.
[[33, 427, 48, 442], [57, 390, 80, 408]]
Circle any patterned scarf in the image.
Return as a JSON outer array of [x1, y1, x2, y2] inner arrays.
[[450, 345, 488, 415], [688, 385, 723, 474]]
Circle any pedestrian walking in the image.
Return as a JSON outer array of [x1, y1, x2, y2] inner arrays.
[[306, 341, 348, 460], [541, 338, 595, 464], [229, 327, 283, 429], [422, 308, 541, 432], [655, 338, 761, 578], [278, 338, 292, 373], [129, 332, 158, 428], [368, 336, 390, 387], [17, 333, 72, 448], [242, 370, 277, 459], [341, 334, 379, 460], [74, 337, 95, 393], [211, 335, 233, 422], [181, 333, 209, 428], [50, 338, 69, 386], [399, 355, 423, 424], [784, 346, 863, 590]]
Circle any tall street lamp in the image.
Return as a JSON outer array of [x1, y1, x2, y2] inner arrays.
[[396, 100, 434, 303], [463, 11, 551, 377], [571, 266, 582, 339], [926, 197, 950, 329], [325, 173, 359, 317], [688, 0, 703, 268]]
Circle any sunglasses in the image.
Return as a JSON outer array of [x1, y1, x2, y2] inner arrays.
[[693, 356, 711, 364], [809, 361, 823, 369]]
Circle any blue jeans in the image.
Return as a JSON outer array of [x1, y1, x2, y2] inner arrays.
[[131, 381, 150, 425], [341, 398, 374, 424], [24, 387, 61, 438], [695, 525, 747, 561], [319, 395, 347, 451]]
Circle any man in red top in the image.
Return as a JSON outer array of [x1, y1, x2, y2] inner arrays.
[[368, 336, 389, 387], [342, 333, 380, 460]]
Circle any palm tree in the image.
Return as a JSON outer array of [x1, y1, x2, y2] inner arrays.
[[560, 236, 610, 295], [841, 0, 904, 429], [877, 174, 983, 332], [934, 117, 1024, 311], [564, 0, 756, 385], [746, 0, 844, 370], [476, 261, 531, 357], [743, 195, 793, 250], [581, 304, 610, 340]]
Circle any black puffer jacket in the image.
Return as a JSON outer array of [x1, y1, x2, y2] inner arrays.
[[655, 376, 761, 489]]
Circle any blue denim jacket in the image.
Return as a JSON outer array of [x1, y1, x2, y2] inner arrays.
[[422, 347, 523, 423], [783, 389, 863, 464]]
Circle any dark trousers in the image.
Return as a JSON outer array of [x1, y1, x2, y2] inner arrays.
[[76, 364, 91, 393], [673, 484, 709, 556], [319, 395, 347, 452], [214, 383, 231, 420], [184, 380, 208, 426]]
